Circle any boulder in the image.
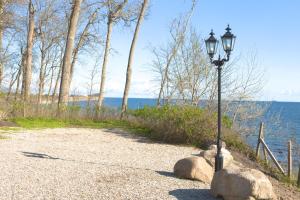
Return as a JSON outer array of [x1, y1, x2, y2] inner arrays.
[[209, 142, 226, 150], [211, 167, 277, 200], [199, 145, 233, 168], [173, 156, 213, 184]]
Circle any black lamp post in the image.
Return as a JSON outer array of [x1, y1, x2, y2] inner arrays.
[[205, 25, 236, 172]]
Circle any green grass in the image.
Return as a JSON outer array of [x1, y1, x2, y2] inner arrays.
[[13, 118, 67, 129], [11, 109, 253, 158], [0, 127, 21, 138], [0, 127, 20, 131], [12, 117, 152, 136]]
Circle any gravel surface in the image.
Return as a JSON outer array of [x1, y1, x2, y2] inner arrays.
[[0, 128, 218, 200]]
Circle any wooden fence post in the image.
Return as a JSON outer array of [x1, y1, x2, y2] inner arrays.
[[256, 122, 264, 158], [263, 146, 268, 164], [288, 140, 292, 178], [260, 138, 285, 174], [255, 122, 285, 175], [260, 125, 268, 163]]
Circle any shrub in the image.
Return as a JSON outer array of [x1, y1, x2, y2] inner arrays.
[[132, 105, 217, 148], [131, 105, 250, 152]]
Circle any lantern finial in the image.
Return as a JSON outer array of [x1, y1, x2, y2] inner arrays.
[[226, 25, 231, 32]]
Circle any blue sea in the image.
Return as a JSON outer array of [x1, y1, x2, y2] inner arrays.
[[78, 98, 300, 170]]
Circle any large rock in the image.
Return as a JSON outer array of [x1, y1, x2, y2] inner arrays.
[[211, 167, 277, 200], [199, 145, 233, 168], [173, 156, 213, 184]]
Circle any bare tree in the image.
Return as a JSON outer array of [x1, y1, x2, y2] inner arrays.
[[15, 46, 26, 100], [226, 51, 266, 134], [6, 66, 19, 100], [58, 0, 82, 112], [47, 42, 65, 104], [85, 57, 100, 115], [152, 24, 266, 135], [0, 0, 15, 89], [156, 1, 196, 106], [153, 28, 215, 106], [52, 59, 62, 103], [35, 0, 64, 110], [120, 0, 148, 118], [22, 0, 35, 117], [14, 66, 22, 100], [69, 9, 98, 86], [97, 0, 128, 109]]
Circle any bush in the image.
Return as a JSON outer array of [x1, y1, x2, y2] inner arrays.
[[131, 105, 250, 152], [132, 106, 215, 148]]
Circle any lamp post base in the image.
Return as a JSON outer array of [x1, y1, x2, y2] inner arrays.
[[215, 153, 224, 172]]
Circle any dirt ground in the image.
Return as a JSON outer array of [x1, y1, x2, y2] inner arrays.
[[0, 125, 299, 199], [0, 128, 217, 200]]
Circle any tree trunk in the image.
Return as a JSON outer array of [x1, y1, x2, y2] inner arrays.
[[58, 0, 82, 112], [37, 46, 46, 108], [157, 50, 173, 106], [121, 0, 148, 118], [97, 17, 113, 109], [6, 70, 18, 100], [22, 0, 35, 117], [96, 0, 128, 110], [20, 51, 26, 97], [52, 64, 62, 103], [46, 66, 55, 104], [15, 67, 22, 101], [52, 47, 64, 104], [69, 10, 97, 87]]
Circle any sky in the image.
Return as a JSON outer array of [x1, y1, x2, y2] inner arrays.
[[72, 0, 300, 102]]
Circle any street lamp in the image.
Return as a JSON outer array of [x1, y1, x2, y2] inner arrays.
[[205, 25, 236, 172]]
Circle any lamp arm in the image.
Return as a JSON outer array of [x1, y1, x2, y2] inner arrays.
[[222, 52, 230, 62], [210, 53, 231, 67]]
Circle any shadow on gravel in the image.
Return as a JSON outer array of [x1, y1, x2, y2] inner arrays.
[[102, 128, 156, 144], [169, 189, 219, 200], [156, 170, 176, 178], [21, 151, 60, 160], [20, 151, 155, 172], [0, 121, 18, 127]]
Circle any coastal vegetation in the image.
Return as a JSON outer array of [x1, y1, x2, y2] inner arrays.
[[7, 104, 254, 160]]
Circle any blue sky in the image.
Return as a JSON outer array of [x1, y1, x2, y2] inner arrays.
[[73, 0, 300, 102]]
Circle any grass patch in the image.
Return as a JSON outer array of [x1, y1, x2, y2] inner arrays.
[[0, 127, 21, 137], [0, 127, 20, 131], [13, 118, 68, 129], [12, 107, 253, 156], [11, 117, 152, 136]]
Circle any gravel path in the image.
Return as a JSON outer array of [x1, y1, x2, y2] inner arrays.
[[0, 128, 218, 200]]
